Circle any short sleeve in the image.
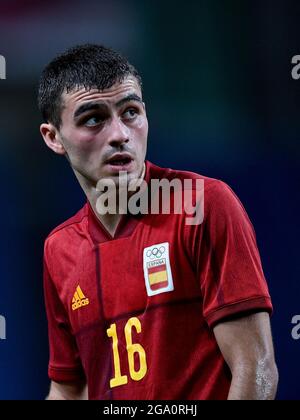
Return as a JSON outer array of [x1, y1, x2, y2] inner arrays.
[[43, 255, 85, 382], [190, 180, 273, 328]]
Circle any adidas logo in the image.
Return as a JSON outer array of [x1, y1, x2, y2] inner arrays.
[[72, 285, 89, 311]]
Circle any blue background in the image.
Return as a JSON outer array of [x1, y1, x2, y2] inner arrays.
[[0, 0, 299, 399]]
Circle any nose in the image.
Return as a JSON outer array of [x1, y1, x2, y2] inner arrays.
[[107, 116, 129, 148]]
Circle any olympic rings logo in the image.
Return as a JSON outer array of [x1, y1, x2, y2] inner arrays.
[[146, 246, 165, 259]]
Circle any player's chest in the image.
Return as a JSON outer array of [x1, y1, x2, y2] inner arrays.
[[62, 222, 199, 333]]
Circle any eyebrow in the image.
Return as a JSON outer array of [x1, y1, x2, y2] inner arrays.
[[73, 93, 143, 120]]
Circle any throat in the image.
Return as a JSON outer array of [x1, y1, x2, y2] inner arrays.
[[97, 213, 123, 238]]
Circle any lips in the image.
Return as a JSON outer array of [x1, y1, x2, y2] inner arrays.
[[105, 153, 133, 166]]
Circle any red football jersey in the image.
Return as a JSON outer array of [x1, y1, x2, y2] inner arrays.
[[43, 161, 272, 400]]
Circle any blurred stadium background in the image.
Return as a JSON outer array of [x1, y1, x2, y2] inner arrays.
[[0, 0, 299, 399]]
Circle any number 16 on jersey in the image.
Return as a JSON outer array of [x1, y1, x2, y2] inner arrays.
[[106, 317, 148, 388]]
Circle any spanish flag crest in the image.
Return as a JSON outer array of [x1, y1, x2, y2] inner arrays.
[[143, 242, 174, 296]]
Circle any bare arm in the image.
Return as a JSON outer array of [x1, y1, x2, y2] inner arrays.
[[47, 380, 88, 400], [213, 312, 278, 400]]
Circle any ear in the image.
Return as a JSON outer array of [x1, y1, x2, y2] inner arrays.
[[40, 123, 66, 155]]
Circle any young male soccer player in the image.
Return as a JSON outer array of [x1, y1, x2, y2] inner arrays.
[[39, 44, 278, 400]]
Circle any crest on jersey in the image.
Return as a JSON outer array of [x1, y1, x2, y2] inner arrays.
[[143, 242, 174, 296]]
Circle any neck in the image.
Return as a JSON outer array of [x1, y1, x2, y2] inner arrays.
[[74, 163, 146, 237]]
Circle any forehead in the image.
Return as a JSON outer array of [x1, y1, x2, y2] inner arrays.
[[62, 77, 142, 113]]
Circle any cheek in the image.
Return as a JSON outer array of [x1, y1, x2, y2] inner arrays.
[[66, 130, 103, 155], [136, 115, 148, 131], [134, 118, 148, 146]]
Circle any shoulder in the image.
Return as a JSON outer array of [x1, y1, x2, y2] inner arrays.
[[148, 161, 244, 213], [149, 161, 235, 198], [44, 204, 89, 259], [148, 161, 226, 187], [148, 161, 210, 183], [47, 204, 88, 238], [148, 162, 247, 225]]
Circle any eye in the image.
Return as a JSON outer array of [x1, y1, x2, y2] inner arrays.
[[122, 108, 138, 120], [84, 115, 103, 127]]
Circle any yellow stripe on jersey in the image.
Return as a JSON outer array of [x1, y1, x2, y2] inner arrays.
[[76, 285, 85, 300], [149, 270, 167, 285]]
